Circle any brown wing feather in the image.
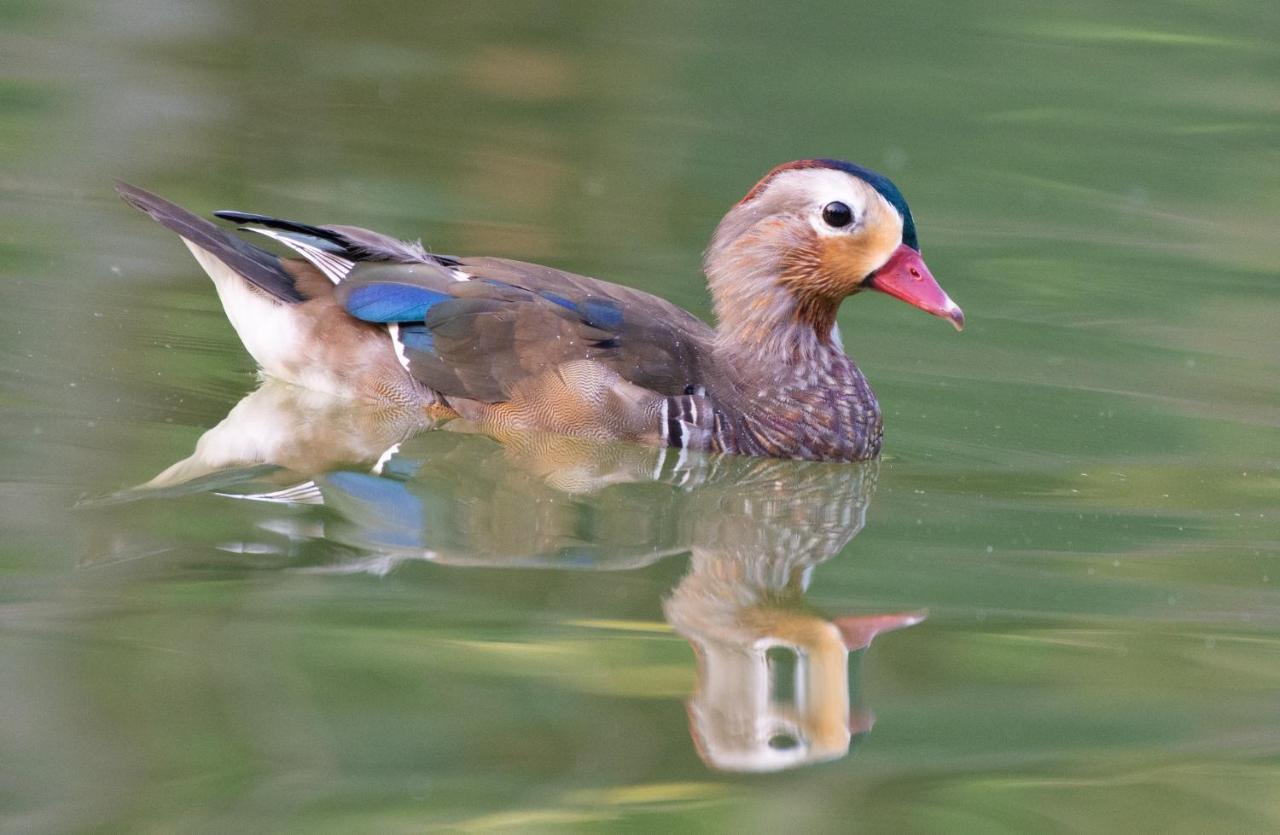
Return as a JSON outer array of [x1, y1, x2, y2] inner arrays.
[[280, 258, 338, 300], [449, 257, 716, 399], [460, 256, 709, 335], [338, 256, 719, 405]]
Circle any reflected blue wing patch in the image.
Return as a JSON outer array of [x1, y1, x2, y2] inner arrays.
[[320, 471, 424, 549], [345, 283, 451, 323]]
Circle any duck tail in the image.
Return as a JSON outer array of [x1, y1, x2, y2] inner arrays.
[[118, 181, 331, 377], [115, 182, 304, 303]]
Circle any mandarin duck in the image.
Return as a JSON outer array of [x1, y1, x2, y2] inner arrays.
[[118, 159, 963, 462]]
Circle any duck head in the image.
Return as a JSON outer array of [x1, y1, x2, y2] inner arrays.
[[706, 159, 964, 354]]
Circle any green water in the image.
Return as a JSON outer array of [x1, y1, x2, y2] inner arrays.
[[3, 1, 1278, 831]]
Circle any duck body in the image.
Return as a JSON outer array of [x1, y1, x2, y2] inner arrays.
[[118, 159, 962, 462]]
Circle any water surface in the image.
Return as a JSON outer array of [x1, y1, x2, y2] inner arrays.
[[2, 1, 1278, 831]]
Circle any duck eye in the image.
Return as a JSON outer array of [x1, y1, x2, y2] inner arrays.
[[822, 201, 853, 228]]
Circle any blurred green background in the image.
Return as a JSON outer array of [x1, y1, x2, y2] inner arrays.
[[1, 0, 1278, 831]]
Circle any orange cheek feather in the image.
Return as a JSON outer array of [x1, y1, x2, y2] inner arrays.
[[817, 217, 900, 296]]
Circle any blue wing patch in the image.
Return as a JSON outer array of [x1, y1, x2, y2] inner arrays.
[[536, 289, 578, 312], [532, 289, 623, 330], [398, 324, 435, 354], [345, 283, 451, 323], [578, 297, 623, 330]]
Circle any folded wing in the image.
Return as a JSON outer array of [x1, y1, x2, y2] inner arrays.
[[336, 257, 716, 404]]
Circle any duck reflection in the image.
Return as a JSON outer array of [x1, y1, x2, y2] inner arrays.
[[117, 380, 924, 772], [129, 382, 436, 502], [662, 469, 922, 772]]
